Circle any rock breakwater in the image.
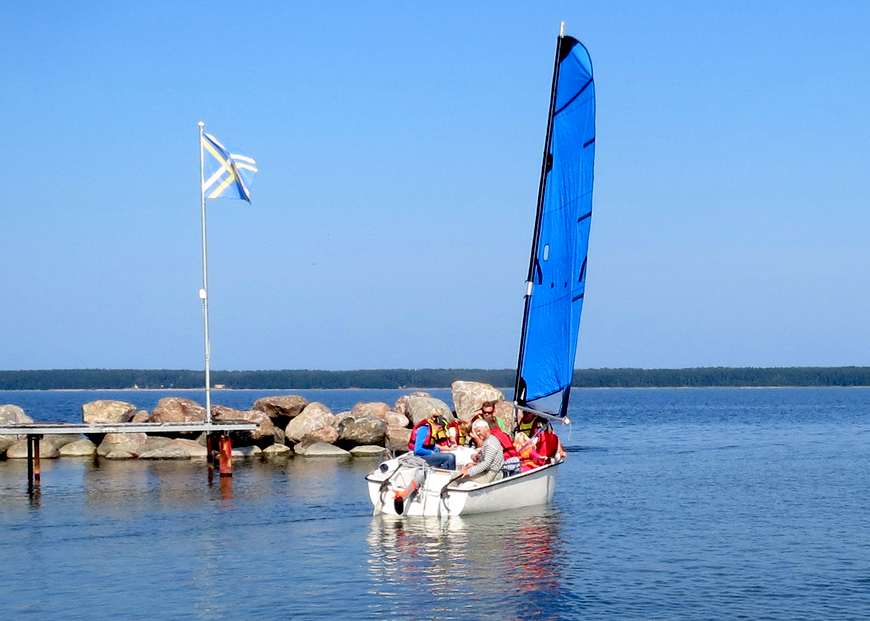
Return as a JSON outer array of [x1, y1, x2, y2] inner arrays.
[[0, 381, 506, 462]]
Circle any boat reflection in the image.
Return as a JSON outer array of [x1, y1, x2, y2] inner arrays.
[[366, 507, 567, 620]]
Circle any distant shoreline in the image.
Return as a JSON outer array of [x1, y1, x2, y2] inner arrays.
[[1, 367, 869, 390]]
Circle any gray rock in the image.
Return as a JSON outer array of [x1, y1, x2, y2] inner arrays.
[[252, 395, 308, 426], [44, 434, 83, 451], [105, 450, 135, 460], [385, 426, 412, 452], [138, 446, 190, 460], [167, 438, 208, 458], [58, 438, 98, 457], [451, 381, 505, 421], [213, 405, 277, 446], [151, 397, 206, 423], [82, 400, 137, 424], [300, 426, 339, 445], [0, 404, 33, 425], [231, 445, 262, 458], [393, 392, 430, 418], [137, 436, 173, 454], [337, 413, 388, 447], [131, 410, 150, 423], [407, 396, 453, 425], [350, 445, 389, 457], [385, 411, 409, 428], [297, 442, 350, 457], [6, 440, 59, 459], [262, 444, 293, 457], [97, 433, 148, 457], [0, 436, 21, 455], [285, 403, 335, 443]]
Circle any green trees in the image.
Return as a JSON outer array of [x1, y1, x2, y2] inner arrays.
[[1, 367, 870, 390]]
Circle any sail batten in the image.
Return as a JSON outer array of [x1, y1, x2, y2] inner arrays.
[[515, 34, 595, 419]]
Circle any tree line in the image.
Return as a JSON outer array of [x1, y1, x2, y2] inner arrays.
[[1, 367, 870, 390]]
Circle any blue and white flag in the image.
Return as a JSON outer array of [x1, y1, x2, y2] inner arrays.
[[201, 132, 258, 202]]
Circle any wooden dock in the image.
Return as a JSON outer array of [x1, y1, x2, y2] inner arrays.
[[0, 421, 258, 490]]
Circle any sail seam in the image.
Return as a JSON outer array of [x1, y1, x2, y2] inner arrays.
[[554, 78, 592, 116]]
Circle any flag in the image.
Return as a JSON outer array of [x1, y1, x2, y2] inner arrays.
[[201, 132, 258, 202]]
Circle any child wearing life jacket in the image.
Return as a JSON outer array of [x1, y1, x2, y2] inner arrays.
[[514, 431, 547, 472], [446, 420, 472, 448]]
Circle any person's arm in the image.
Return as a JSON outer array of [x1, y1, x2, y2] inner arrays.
[[414, 425, 436, 456], [466, 440, 498, 477]]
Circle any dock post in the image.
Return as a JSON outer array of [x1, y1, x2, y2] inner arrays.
[[219, 434, 233, 477], [206, 433, 215, 482], [33, 435, 41, 482], [26, 435, 42, 491], [26, 435, 33, 486]]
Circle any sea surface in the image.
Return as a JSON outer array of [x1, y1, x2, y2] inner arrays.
[[1, 387, 869, 619]]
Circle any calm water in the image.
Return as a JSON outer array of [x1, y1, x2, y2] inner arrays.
[[1, 387, 870, 619]]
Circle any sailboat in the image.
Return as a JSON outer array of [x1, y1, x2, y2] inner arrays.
[[366, 26, 595, 516]]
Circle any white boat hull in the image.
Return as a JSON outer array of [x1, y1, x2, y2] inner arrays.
[[366, 458, 560, 517]]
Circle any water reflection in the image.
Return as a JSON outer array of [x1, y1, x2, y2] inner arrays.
[[366, 508, 567, 621]]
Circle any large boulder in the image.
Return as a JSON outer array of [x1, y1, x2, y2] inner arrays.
[[138, 438, 207, 459], [284, 403, 335, 444], [406, 396, 453, 425], [58, 438, 98, 457], [6, 440, 59, 459], [337, 413, 388, 448], [97, 433, 148, 457], [493, 400, 517, 432], [451, 381, 505, 421], [384, 411, 410, 428], [82, 400, 137, 424], [0, 404, 32, 425], [138, 436, 173, 454], [151, 397, 206, 423], [262, 444, 293, 457], [351, 402, 391, 420], [252, 395, 309, 427], [393, 392, 430, 418], [43, 434, 83, 451], [0, 436, 20, 456], [385, 426, 412, 452], [300, 426, 339, 445], [350, 445, 389, 458], [213, 405, 277, 447], [131, 410, 151, 423]]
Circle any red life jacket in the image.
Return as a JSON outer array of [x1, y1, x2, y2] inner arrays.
[[491, 428, 518, 459], [408, 420, 433, 452], [408, 419, 447, 452], [536, 431, 561, 459]]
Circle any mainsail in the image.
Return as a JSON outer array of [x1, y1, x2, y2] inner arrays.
[[515, 33, 595, 419]]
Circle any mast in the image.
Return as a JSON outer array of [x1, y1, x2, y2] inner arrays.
[[198, 121, 212, 423], [514, 24, 567, 404]]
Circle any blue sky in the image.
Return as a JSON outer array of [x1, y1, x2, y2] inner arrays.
[[2, 1, 869, 371]]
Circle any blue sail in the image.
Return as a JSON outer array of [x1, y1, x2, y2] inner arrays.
[[515, 36, 595, 418]]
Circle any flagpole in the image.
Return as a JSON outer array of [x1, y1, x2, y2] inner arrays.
[[198, 121, 212, 424]]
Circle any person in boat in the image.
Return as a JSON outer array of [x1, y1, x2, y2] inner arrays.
[[446, 419, 472, 448], [513, 431, 547, 472], [408, 414, 456, 470], [471, 401, 508, 433], [482, 415, 521, 476], [459, 419, 504, 483], [515, 409, 547, 438]]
